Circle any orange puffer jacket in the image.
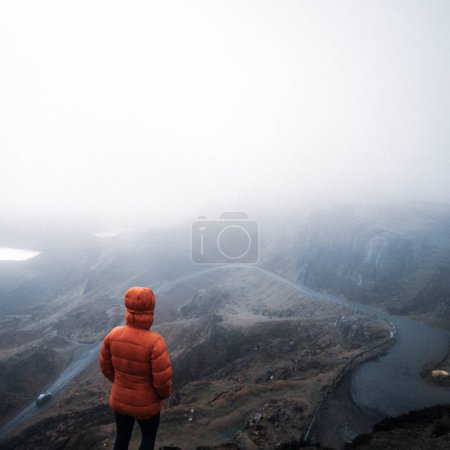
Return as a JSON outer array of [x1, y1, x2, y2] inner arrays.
[[99, 286, 172, 418]]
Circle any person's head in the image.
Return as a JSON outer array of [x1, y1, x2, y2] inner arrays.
[[124, 286, 155, 329]]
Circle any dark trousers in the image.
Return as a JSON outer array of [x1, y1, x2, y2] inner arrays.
[[113, 412, 160, 450]]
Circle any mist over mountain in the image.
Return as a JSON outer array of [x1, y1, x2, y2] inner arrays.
[[1, 1, 450, 225], [263, 202, 450, 329], [1, 201, 450, 449]]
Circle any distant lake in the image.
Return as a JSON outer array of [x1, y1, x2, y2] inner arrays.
[[0, 248, 40, 261]]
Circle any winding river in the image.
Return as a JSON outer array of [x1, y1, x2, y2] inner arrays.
[[1, 265, 449, 445]]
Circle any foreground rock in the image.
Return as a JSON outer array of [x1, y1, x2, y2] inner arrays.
[[345, 404, 450, 449]]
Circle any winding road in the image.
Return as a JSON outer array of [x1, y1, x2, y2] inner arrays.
[[1, 264, 449, 443]]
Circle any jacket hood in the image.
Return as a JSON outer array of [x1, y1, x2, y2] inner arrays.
[[124, 286, 155, 330]]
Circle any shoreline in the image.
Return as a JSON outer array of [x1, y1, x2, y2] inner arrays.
[[303, 318, 396, 446], [310, 369, 376, 448]]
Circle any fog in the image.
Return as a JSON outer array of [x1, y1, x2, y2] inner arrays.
[[1, 1, 449, 229]]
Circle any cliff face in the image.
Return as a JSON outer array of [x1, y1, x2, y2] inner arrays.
[[268, 203, 450, 326]]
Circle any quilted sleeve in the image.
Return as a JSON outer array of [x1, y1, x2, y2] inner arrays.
[[151, 334, 172, 399], [99, 333, 115, 382]]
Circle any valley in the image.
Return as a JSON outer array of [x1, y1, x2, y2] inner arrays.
[[0, 265, 390, 449], [1, 202, 450, 449]]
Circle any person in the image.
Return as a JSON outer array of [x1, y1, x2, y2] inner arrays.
[[99, 286, 172, 450]]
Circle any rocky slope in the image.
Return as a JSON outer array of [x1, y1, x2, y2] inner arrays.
[[264, 202, 450, 329], [345, 404, 450, 449]]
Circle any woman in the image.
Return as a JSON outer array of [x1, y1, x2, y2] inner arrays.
[[100, 286, 172, 450]]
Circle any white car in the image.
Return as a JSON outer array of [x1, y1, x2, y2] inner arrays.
[[35, 392, 52, 406]]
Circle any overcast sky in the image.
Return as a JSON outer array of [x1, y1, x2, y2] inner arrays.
[[1, 1, 449, 228]]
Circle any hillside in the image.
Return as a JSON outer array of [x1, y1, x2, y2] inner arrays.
[[345, 404, 450, 449], [2, 202, 450, 448], [1, 266, 390, 449], [263, 203, 450, 330], [0, 225, 196, 424]]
